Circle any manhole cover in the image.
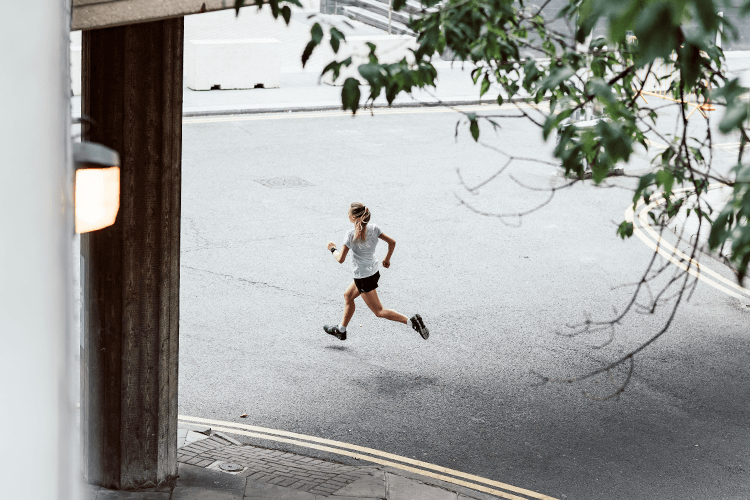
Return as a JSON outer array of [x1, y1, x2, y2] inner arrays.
[[219, 462, 244, 472], [254, 176, 314, 189]]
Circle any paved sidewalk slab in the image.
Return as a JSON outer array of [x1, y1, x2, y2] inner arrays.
[[177, 463, 246, 490], [386, 473, 458, 500], [179, 435, 371, 495], [172, 486, 244, 500], [245, 479, 319, 499], [330, 470, 386, 498]]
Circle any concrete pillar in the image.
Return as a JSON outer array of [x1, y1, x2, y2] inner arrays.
[[80, 18, 183, 490]]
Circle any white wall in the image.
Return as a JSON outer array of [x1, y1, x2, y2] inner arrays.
[[0, 2, 76, 500], [185, 39, 282, 90]]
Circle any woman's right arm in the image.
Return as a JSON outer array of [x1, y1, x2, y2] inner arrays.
[[379, 233, 395, 267]]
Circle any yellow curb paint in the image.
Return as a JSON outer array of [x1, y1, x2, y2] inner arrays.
[[178, 415, 558, 500], [625, 185, 750, 301], [637, 201, 750, 296], [183, 102, 547, 124]]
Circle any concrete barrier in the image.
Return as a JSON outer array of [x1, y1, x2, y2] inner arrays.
[[321, 35, 418, 86], [185, 39, 281, 91]]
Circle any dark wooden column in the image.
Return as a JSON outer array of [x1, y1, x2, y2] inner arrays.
[[80, 17, 182, 490]]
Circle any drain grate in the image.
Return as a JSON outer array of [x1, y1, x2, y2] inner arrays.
[[255, 176, 314, 189], [219, 462, 244, 472]]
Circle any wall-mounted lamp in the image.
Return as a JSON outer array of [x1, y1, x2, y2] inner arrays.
[[73, 142, 120, 233]]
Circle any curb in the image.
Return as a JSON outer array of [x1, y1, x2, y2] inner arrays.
[[182, 96, 531, 117], [74, 95, 539, 122]]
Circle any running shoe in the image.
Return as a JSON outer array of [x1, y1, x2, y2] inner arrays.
[[324, 325, 346, 341], [410, 314, 429, 340]]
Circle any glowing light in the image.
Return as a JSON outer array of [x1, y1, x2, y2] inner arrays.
[[75, 166, 120, 233]]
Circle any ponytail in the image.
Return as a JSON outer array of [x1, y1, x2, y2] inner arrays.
[[350, 203, 371, 242]]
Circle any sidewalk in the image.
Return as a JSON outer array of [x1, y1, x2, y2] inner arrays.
[[81, 425, 502, 500]]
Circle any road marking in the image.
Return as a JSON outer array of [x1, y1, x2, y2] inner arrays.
[[178, 414, 558, 500], [183, 102, 547, 124], [625, 186, 750, 301]]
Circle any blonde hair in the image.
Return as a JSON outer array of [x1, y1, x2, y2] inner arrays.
[[350, 202, 371, 242]]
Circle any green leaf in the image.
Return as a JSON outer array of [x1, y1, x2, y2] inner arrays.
[[311, 23, 324, 45], [542, 109, 572, 141], [468, 113, 479, 141], [358, 63, 382, 85], [617, 221, 634, 239], [301, 40, 317, 67], [692, 0, 718, 32], [655, 169, 675, 196], [634, 2, 679, 66], [480, 74, 491, 97], [321, 57, 352, 82], [330, 27, 345, 54], [633, 173, 657, 203], [234, 0, 246, 15], [719, 102, 750, 134], [342, 78, 361, 114], [678, 41, 703, 90], [591, 157, 611, 184], [280, 5, 291, 24], [540, 65, 574, 92], [471, 68, 482, 85]]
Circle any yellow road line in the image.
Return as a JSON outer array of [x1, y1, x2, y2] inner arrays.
[[625, 186, 750, 301], [178, 415, 558, 500], [183, 102, 547, 124]]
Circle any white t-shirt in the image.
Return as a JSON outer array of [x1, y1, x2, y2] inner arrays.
[[344, 223, 382, 279]]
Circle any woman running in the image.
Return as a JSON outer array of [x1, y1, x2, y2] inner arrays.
[[325, 202, 429, 341]]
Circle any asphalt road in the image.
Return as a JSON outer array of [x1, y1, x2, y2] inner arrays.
[[178, 105, 750, 500]]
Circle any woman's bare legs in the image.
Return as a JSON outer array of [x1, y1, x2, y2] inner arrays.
[[341, 281, 360, 328], [360, 289, 408, 324]]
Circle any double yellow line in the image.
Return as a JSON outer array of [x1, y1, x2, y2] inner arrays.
[[178, 414, 558, 500], [625, 185, 750, 301]]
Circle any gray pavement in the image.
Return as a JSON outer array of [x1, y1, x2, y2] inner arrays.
[[172, 103, 750, 500], [81, 425, 497, 500]]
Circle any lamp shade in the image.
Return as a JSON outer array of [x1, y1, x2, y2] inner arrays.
[[73, 142, 121, 233]]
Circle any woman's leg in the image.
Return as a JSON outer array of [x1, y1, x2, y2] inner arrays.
[[360, 289, 408, 324], [342, 281, 360, 328]]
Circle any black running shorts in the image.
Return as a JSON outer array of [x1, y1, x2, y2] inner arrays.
[[354, 271, 380, 293]]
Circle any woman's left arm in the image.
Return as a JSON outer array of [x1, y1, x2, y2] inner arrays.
[[378, 233, 396, 268]]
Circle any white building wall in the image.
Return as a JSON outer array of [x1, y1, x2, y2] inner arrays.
[[0, 2, 76, 500]]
